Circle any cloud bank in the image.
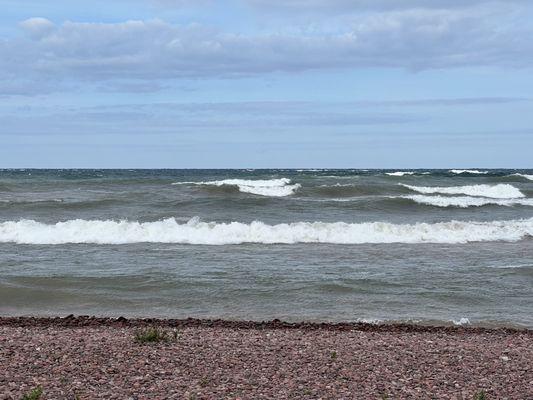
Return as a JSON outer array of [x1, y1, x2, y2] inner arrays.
[[0, 1, 531, 96]]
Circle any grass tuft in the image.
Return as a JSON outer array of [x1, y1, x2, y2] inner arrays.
[[199, 377, 210, 387], [134, 326, 179, 344], [21, 386, 43, 400], [473, 390, 487, 400], [330, 350, 337, 360]]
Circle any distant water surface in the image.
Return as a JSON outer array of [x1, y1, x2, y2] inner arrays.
[[0, 169, 532, 327]]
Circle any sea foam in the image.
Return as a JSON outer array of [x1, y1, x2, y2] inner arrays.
[[386, 171, 415, 176], [173, 178, 300, 197], [1, 217, 532, 245], [404, 195, 533, 208], [400, 183, 524, 199], [449, 169, 488, 175], [452, 318, 471, 326]]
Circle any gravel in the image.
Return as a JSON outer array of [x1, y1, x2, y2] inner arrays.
[[0, 317, 531, 399]]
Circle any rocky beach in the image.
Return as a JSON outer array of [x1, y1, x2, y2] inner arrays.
[[1, 316, 531, 399]]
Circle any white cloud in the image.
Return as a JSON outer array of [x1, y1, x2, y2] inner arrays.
[[0, 2, 531, 95], [19, 17, 56, 40]]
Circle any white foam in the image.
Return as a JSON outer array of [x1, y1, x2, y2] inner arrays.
[[355, 318, 382, 324], [400, 183, 524, 199], [0, 198, 64, 204], [1, 217, 532, 245], [172, 178, 300, 197], [490, 264, 532, 269], [449, 169, 488, 174], [318, 183, 357, 187], [452, 318, 471, 326], [512, 173, 533, 181], [386, 171, 415, 176], [404, 195, 533, 208]]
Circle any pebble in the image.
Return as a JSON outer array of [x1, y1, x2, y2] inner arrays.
[[0, 317, 531, 399]]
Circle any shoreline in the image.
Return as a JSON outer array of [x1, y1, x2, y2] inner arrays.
[[0, 314, 532, 333]]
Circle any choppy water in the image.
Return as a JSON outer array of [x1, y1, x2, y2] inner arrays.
[[1, 169, 532, 327]]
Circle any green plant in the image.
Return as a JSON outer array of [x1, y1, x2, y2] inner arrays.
[[133, 326, 179, 344], [21, 386, 43, 400], [330, 351, 337, 360], [473, 391, 487, 400], [199, 377, 209, 387]]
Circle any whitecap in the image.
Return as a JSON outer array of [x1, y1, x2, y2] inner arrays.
[[400, 183, 524, 199], [403, 195, 533, 208], [318, 183, 357, 187], [512, 173, 533, 181], [386, 171, 431, 176], [172, 178, 300, 197], [386, 171, 415, 176], [449, 169, 488, 174], [1, 217, 532, 245]]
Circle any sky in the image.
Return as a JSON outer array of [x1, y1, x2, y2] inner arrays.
[[0, 0, 532, 168]]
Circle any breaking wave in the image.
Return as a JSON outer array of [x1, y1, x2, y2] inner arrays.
[[172, 178, 300, 197], [386, 171, 415, 176], [1, 217, 532, 245], [400, 183, 524, 199], [512, 173, 533, 181], [385, 171, 430, 176], [449, 169, 488, 175], [403, 195, 533, 208]]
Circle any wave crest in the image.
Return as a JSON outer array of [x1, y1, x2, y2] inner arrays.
[[449, 169, 488, 175], [512, 173, 533, 181], [386, 171, 415, 176], [173, 178, 300, 197], [1, 217, 532, 245], [400, 183, 524, 199], [403, 195, 533, 208]]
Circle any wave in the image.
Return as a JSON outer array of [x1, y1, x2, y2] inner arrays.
[[318, 183, 357, 188], [385, 171, 430, 176], [1, 217, 532, 245], [512, 173, 533, 181], [386, 171, 415, 176], [449, 169, 488, 175], [403, 195, 533, 208], [489, 264, 533, 269], [172, 178, 300, 197], [400, 183, 524, 199], [0, 199, 64, 204], [311, 183, 385, 197]]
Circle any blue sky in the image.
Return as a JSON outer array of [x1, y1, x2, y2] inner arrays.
[[1, 0, 532, 168]]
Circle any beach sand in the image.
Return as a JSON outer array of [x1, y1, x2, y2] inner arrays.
[[1, 316, 531, 399]]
